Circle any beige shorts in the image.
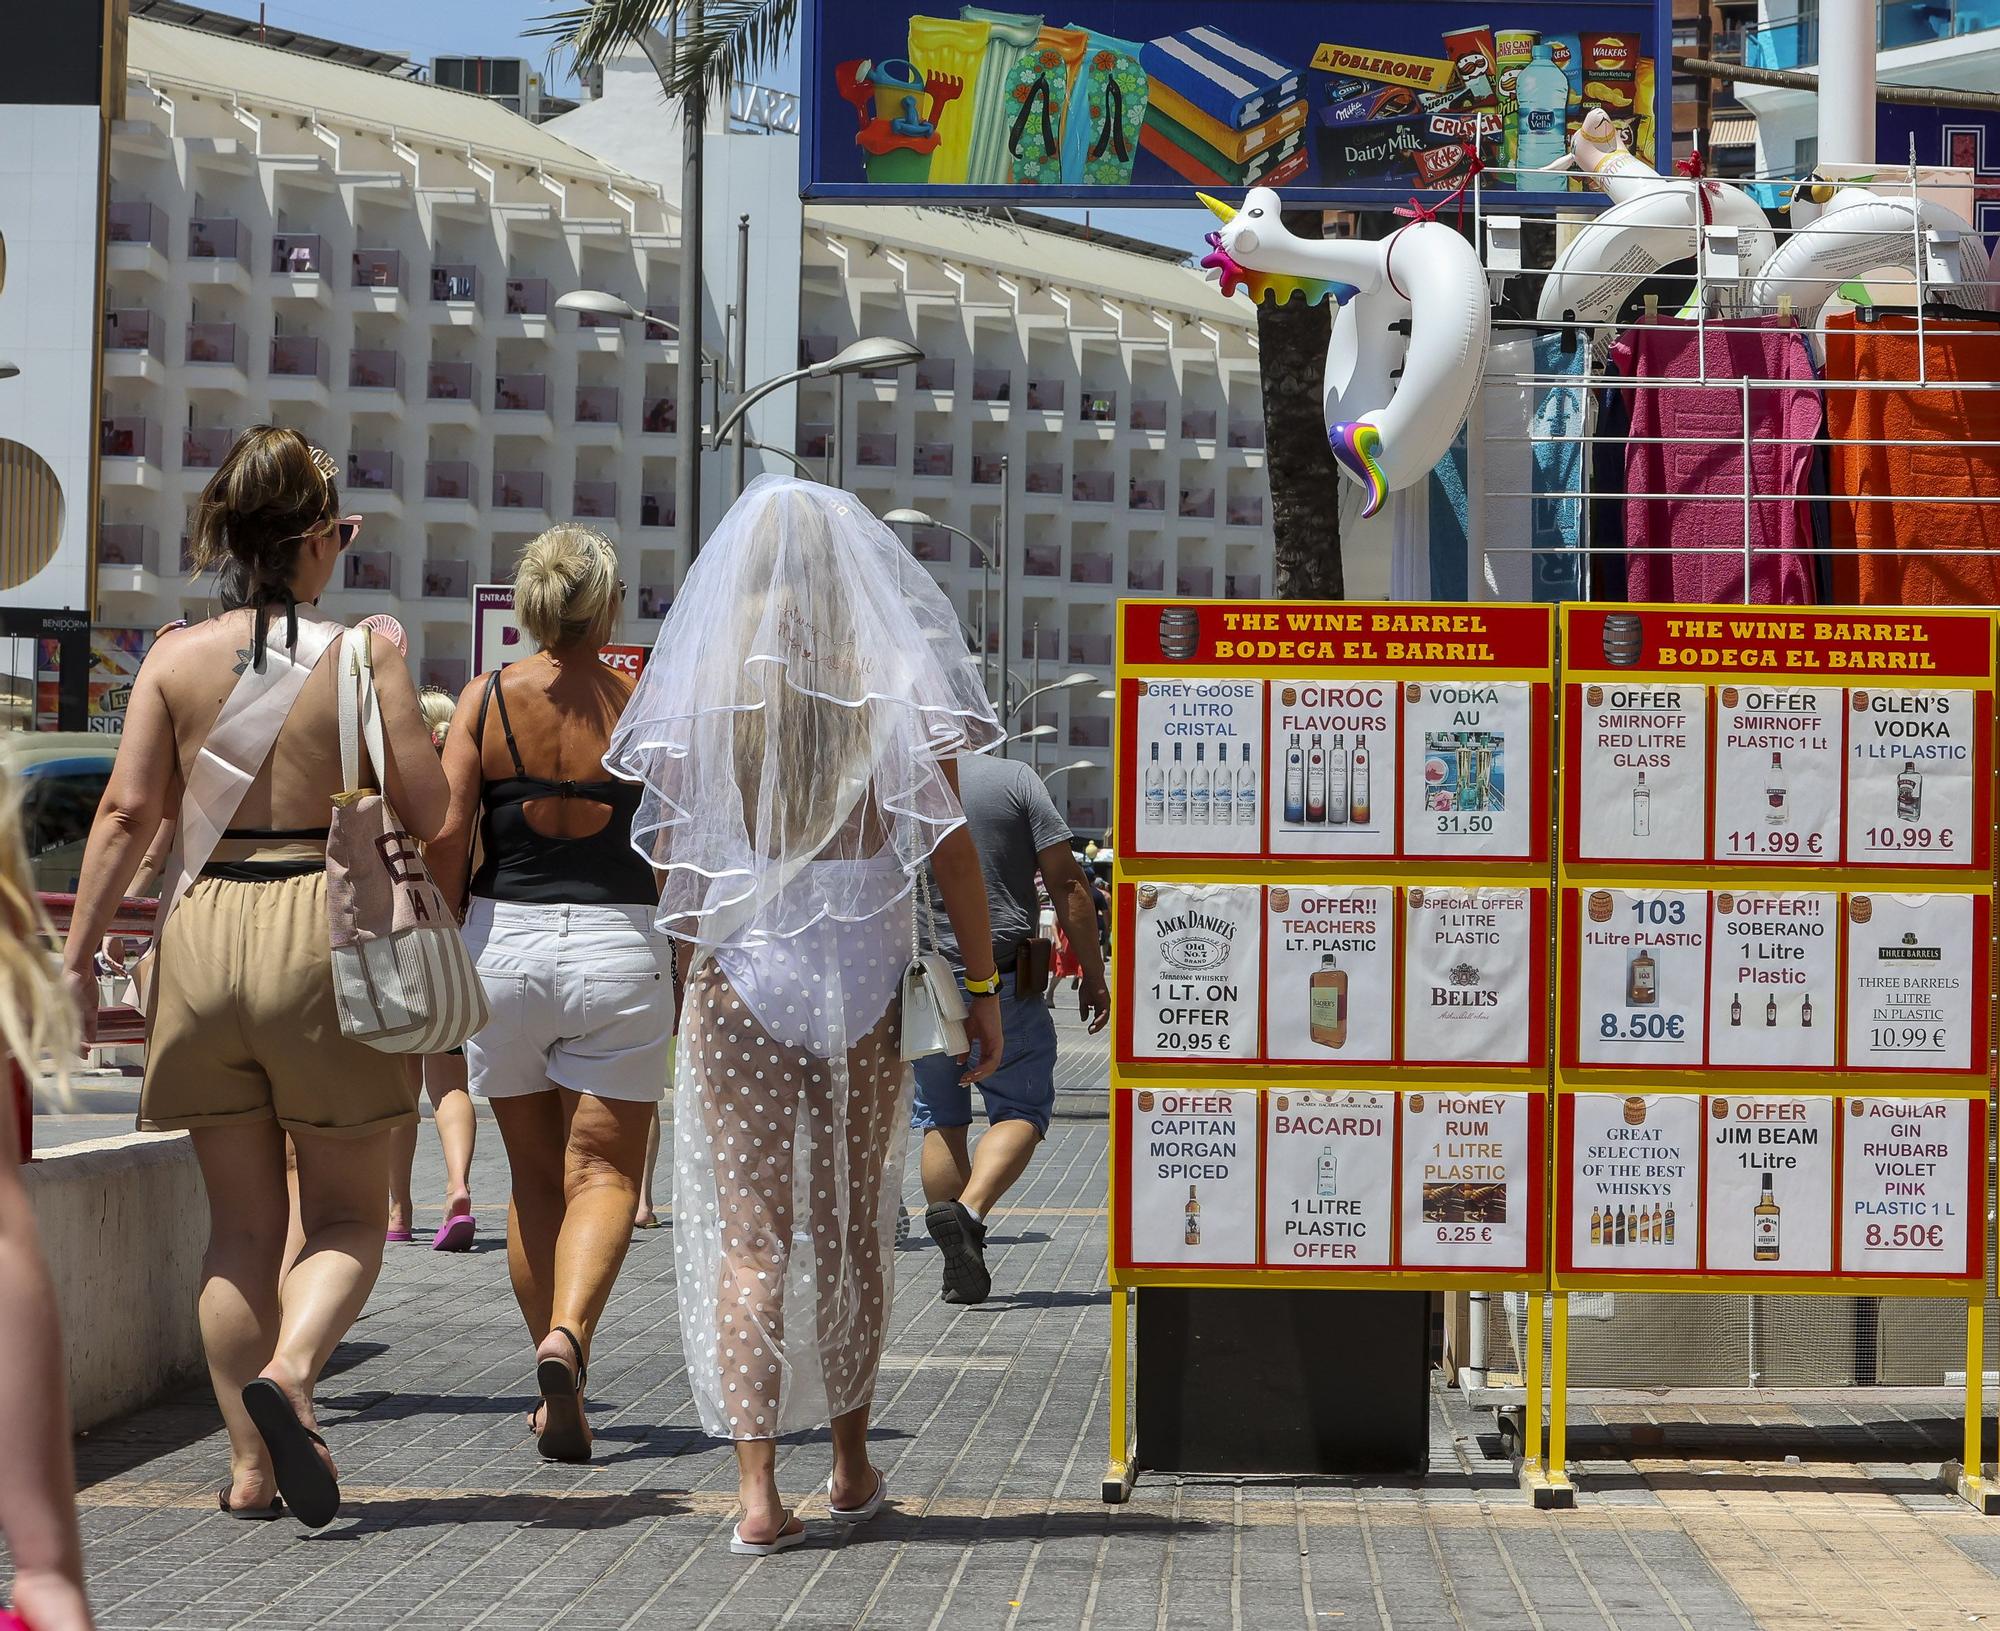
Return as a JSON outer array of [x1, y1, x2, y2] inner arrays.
[[139, 866, 418, 1139]]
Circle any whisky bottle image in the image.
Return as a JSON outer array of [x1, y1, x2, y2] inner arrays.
[[1590, 1205, 1603, 1246], [1614, 1204, 1627, 1246], [1652, 1202, 1664, 1243], [1632, 769, 1651, 837], [1143, 744, 1165, 825], [1664, 1201, 1676, 1244], [1316, 1145, 1338, 1200], [1168, 743, 1188, 825], [1730, 991, 1743, 1027], [1236, 744, 1258, 826], [1283, 734, 1305, 824], [1350, 735, 1372, 824], [1800, 991, 1813, 1028], [1896, 760, 1922, 822], [1212, 745, 1234, 826], [1184, 1184, 1201, 1246], [1190, 743, 1211, 825], [1626, 947, 1658, 1006], [1306, 735, 1327, 824], [1326, 734, 1349, 825], [1753, 1172, 1780, 1260], [1764, 992, 1778, 1028], [1765, 751, 1789, 824], [1308, 954, 1350, 1049]]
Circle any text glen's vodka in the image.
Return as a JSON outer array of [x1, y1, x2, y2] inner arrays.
[[1212, 744, 1233, 825], [1306, 734, 1327, 824], [1283, 733, 1305, 824], [1143, 743, 1164, 825], [1236, 743, 1257, 825], [1315, 1144, 1338, 1199], [1350, 734, 1371, 824], [1631, 769, 1650, 837], [1765, 751, 1789, 824], [1167, 743, 1188, 825], [1190, 743, 1210, 825], [1326, 733, 1349, 825], [1896, 760, 1922, 821]]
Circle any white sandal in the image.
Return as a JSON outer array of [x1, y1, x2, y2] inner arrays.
[[730, 1513, 807, 1555], [826, 1468, 888, 1523]]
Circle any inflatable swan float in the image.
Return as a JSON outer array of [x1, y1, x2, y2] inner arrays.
[[1749, 180, 1992, 319], [1199, 186, 1489, 518], [1536, 110, 1777, 326]]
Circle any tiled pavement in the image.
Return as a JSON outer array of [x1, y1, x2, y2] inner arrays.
[[47, 1012, 2000, 1629]]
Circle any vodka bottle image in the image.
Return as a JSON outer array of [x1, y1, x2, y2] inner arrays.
[[1184, 1184, 1201, 1246], [1327, 733, 1349, 825], [1212, 752, 1233, 826], [1632, 769, 1651, 837], [1753, 1172, 1780, 1260], [1316, 1145, 1338, 1199], [1168, 743, 1188, 825], [1190, 743, 1210, 824], [1236, 743, 1257, 826], [1350, 734, 1371, 824], [1896, 760, 1922, 822], [1764, 992, 1777, 1027], [1283, 733, 1305, 824], [1730, 990, 1742, 1027], [1765, 751, 1789, 824], [1306, 735, 1327, 824], [1143, 743, 1165, 825], [1513, 44, 1571, 191]]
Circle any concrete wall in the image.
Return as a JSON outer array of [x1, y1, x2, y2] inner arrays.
[[22, 1131, 203, 1430]]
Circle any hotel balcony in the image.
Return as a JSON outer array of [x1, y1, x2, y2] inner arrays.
[[1129, 476, 1166, 512], [184, 321, 247, 393], [500, 276, 552, 335], [1024, 460, 1063, 496], [1079, 390, 1118, 426], [573, 478, 619, 521], [1127, 559, 1166, 592], [1176, 566, 1215, 597], [430, 263, 479, 327], [1025, 378, 1064, 414], [180, 424, 234, 472], [574, 385, 621, 442], [1227, 417, 1266, 451], [909, 525, 952, 564], [800, 333, 837, 367], [971, 368, 1010, 405], [1071, 469, 1114, 505], [1226, 494, 1266, 528], [105, 201, 168, 277], [571, 302, 626, 353], [1022, 625, 1060, 660], [421, 656, 470, 689], [351, 249, 405, 314], [912, 441, 953, 479], [423, 459, 478, 523], [187, 217, 250, 292], [1178, 486, 1216, 520], [639, 491, 675, 529], [494, 372, 551, 433], [425, 360, 481, 424], [1023, 543, 1062, 579], [421, 558, 472, 601], [270, 232, 326, 301], [642, 304, 679, 346], [798, 421, 830, 460], [637, 584, 673, 620], [1070, 551, 1113, 585], [268, 335, 328, 404], [855, 431, 897, 470], [642, 396, 678, 436], [97, 521, 157, 570], [1181, 408, 1218, 442], [971, 453, 1003, 486], [103, 309, 164, 384], [345, 450, 400, 510], [1225, 572, 1265, 598], [493, 469, 549, 519], [341, 548, 396, 596], [1129, 398, 1167, 433], [348, 348, 403, 411], [100, 417, 162, 490], [1068, 633, 1112, 666], [914, 358, 955, 393], [1070, 715, 1113, 749]]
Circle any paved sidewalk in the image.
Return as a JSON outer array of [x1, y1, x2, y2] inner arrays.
[[59, 1015, 2000, 1629]]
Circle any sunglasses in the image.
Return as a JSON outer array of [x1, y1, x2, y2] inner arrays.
[[334, 515, 362, 550]]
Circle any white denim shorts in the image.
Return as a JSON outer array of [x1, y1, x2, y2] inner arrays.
[[462, 897, 674, 1102]]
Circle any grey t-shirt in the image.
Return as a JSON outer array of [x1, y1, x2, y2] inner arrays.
[[927, 752, 1073, 972]]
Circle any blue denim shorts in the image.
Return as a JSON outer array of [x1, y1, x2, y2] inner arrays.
[[911, 971, 1059, 1136]]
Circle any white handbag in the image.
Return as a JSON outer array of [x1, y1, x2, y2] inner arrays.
[[901, 876, 969, 1063]]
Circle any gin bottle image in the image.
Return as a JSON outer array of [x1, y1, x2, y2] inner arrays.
[[1305, 735, 1327, 824], [1764, 992, 1778, 1027], [1896, 760, 1922, 822], [1283, 733, 1305, 824], [1730, 990, 1742, 1027], [1190, 743, 1210, 824], [1350, 735, 1372, 824], [1316, 1145, 1338, 1199], [1308, 954, 1349, 1049], [1184, 1184, 1201, 1246], [1326, 734, 1349, 825], [1143, 743, 1165, 825], [1167, 743, 1188, 825], [1236, 743, 1257, 826], [1632, 769, 1651, 837], [1765, 751, 1789, 824], [1626, 947, 1657, 1006], [1753, 1172, 1780, 1260]]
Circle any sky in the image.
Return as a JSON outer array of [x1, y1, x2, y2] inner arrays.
[[167, 0, 1212, 257]]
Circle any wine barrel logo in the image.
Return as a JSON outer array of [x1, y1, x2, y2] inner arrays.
[[1584, 685, 1604, 708], [1269, 887, 1291, 912], [1711, 1098, 1729, 1119], [1716, 891, 1736, 914], [1405, 683, 1422, 703], [1623, 1096, 1647, 1126], [1849, 894, 1873, 924], [1720, 686, 1740, 708], [1851, 691, 1870, 712], [1157, 606, 1199, 661], [1601, 613, 1642, 667], [1408, 1093, 1426, 1113], [1586, 890, 1614, 922], [1137, 884, 1159, 910], [1136, 1091, 1155, 1112]]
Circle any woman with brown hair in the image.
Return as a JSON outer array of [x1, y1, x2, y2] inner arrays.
[[60, 426, 449, 1530]]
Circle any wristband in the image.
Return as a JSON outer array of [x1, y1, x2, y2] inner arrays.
[[963, 970, 1002, 997]]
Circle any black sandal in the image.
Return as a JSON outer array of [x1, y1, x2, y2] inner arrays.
[[218, 1486, 285, 1521], [240, 1379, 340, 1529], [535, 1325, 591, 1464]]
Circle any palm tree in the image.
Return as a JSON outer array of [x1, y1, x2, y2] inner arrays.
[[1256, 208, 1344, 599], [530, 0, 794, 96]]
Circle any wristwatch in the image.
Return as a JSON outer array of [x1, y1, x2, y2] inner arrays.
[[963, 970, 1002, 997]]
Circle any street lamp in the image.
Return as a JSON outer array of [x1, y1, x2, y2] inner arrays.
[[1008, 672, 1096, 719], [0, 364, 17, 382], [1008, 723, 1055, 747], [1042, 759, 1096, 784], [554, 288, 676, 333], [885, 506, 998, 703]]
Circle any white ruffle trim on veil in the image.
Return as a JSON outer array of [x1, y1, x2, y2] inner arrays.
[[607, 475, 1002, 947]]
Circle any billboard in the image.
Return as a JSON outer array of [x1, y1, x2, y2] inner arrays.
[[35, 625, 150, 733], [802, 0, 1671, 207]]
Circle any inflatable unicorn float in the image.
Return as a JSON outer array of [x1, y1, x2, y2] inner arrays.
[[1199, 186, 1489, 518]]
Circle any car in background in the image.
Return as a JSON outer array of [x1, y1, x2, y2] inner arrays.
[[1, 733, 121, 897]]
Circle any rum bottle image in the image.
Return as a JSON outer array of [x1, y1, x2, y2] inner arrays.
[[1190, 743, 1211, 825], [1896, 760, 1922, 821], [1316, 1145, 1338, 1199], [1664, 1201, 1676, 1244], [1143, 743, 1165, 825], [1800, 991, 1813, 1028], [1326, 734, 1349, 825], [1350, 735, 1372, 824], [1730, 991, 1743, 1027], [1308, 954, 1349, 1049], [1632, 769, 1651, 837], [1184, 1184, 1201, 1246], [1306, 735, 1327, 824], [1626, 947, 1658, 1006], [1590, 1205, 1602, 1246], [1765, 751, 1789, 824], [1168, 743, 1188, 825], [1764, 992, 1778, 1027], [1236, 743, 1257, 826], [1283, 733, 1304, 824], [1753, 1171, 1780, 1260]]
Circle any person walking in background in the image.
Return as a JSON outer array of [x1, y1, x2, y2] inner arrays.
[[61, 428, 450, 1530], [426, 527, 666, 1465], [607, 477, 1004, 1554], [915, 756, 1110, 1304], [387, 688, 480, 1251], [0, 774, 94, 1630]]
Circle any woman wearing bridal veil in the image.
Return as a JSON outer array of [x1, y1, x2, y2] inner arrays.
[[608, 477, 1005, 1552]]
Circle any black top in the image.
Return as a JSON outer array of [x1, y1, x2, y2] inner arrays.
[[466, 670, 655, 907]]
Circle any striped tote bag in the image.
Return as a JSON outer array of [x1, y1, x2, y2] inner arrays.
[[325, 628, 488, 1053]]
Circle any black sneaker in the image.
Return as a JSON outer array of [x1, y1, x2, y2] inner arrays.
[[924, 1200, 991, 1304]]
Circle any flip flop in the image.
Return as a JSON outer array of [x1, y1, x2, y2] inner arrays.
[[384, 1227, 414, 1244], [432, 1214, 476, 1252], [240, 1379, 339, 1529], [826, 1468, 887, 1524], [534, 1325, 591, 1464], [730, 1513, 807, 1555], [218, 1486, 284, 1521]]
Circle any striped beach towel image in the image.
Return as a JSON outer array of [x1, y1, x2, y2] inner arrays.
[[1139, 26, 1303, 131], [1147, 81, 1306, 164], [1138, 117, 1304, 187]]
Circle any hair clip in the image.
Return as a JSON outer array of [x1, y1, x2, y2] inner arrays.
[[305, 443, 339, 488]]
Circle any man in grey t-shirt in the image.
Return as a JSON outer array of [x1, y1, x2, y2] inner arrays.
[[914, 753, 1109, 1302]]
